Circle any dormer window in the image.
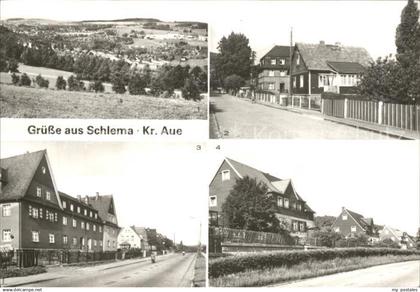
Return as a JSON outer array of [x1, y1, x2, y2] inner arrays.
[[279, 58, 285, 65], [284, 198, 289, 208], [342, 214, 348, 220], [46, 191, 51, 201], [221, 170, 230, 181], [277, 197, 284, 207], [36, 187, 42, 197], [270, 59, 276, 65]]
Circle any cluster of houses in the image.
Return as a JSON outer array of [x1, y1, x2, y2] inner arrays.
[[247, 41, 373, 108], [0, 150, 167, 256], [209, 158, 417, 249]]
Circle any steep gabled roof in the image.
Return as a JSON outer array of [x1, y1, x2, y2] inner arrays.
[[130, 226, 146, 240], [88, 194, 117, 225], [346, 208, 372, 230], [260, 45, 291, 61], [224, 158, 314, 213], [1, 150, 45, 202], [296, 42, 372, 71]]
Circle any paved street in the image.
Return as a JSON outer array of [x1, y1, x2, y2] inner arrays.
[[276, 260, 420, 287], [7, 253, 196, 287], [210, 94, 392, 139]]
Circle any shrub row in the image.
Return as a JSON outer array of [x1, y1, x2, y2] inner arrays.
[[208, 247, 420, 278]]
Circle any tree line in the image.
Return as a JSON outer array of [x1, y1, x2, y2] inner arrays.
[[1, 26, 207, 100]]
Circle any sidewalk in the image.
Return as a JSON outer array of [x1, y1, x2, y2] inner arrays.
[[249, 97, 419, 139], [324, 116, 420, 140], [2, 254, 168, 287]]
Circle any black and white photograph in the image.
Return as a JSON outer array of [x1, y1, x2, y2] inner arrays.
[[209, 0, 420, 139], [0, 141, 206, 287], [0, 1, 208, 119], [208, 140, 420, 287]]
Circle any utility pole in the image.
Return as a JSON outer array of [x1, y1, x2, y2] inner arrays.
[[289, 27, 293, 106]]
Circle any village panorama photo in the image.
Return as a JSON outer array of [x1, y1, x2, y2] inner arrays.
[[0, 1, 208, 119]]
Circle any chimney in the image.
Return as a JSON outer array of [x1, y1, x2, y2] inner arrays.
[[319, 40, 325, 45], [77, 195, 81, 201], [96, 192, 100, 200], [342, 206, 345, 211], [84, 195, 89, 204]]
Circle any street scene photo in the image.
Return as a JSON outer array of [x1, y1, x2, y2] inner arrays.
[[0, 1, 208, 119], [209, 0, 420, 138], [0, 141, 206, 287], [208, 140, 420, 287]]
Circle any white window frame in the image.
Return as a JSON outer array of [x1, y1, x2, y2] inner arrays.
[[2, 229, 12, 242], [334, 227, 340, 233], [296, 54, 300, 65], [86, 223, 90, 231], [342, 214, 348, 220], [36, 187, 42, 197], [63, 216, 68, 225], [72, 237, 77, 246], [280, 71, 286, 77], [221, 170, 230, 181], [284, 198, 290, 209], [62, 201, 67, 209], [81, 222, 85, 229], [70, 204, 74, 212], [77, 206, 81, 214], [46, 191, 51, 201], [293, 76, 297, 88], [2, 204, 11, 217], [209, 196, 217, 207], [268, 70, 275, 77], [299, 75, 304, 88], [93, 224, 96, 232], [41, 166, 46, 174], [270, 58, 276, 65], [279, 58, 285, 65], [351, 226, 357, 232], [292, 221, 299, 231], [32, 231, 40, 242], [268, 83, 275, 90], [277, 197, 284, 207], [73, 219, 77, 228], [32, 208, 39, 219], [63, 235, 68, 244], [84, 209, 87, 216], [99, 226, 102, 233], [299, 222, 305, 232]]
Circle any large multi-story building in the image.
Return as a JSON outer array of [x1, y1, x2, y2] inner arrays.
[[258, 45, 291, 94], [0, 150, 118, 252], [89, 193, 120, 251], [209, 158, 315, 238]]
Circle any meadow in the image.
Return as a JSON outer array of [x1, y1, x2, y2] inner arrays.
[[0, 83, 207, 119]]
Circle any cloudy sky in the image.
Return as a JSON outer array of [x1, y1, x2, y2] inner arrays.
[[207, 140, 419, 235], [1, 141, 207, 246]]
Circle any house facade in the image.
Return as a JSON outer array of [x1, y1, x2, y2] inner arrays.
[[0, 150, 103, 252], [379, 226, 416, 249], [209, 158, 315, 238], [89, 194, 120, 251], [332, 207, 378, 241], [290, 41, 372, 97], [117, 226, 145, 250], [258, 45, 291, 94]]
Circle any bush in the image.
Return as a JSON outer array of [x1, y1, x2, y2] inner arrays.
[[321, 92, 364, 100], [208, 247, 420, 278], [35, 74, 49, 88], [67, 75, 85, 91], [128, 73, 147, 95], [182, 78, 201, 101], [124, 248, 144, 259], [56, 76, 67, 90], [11, 73, 19, 85], [89, 80, 105, 93], [19, 73, 31, 86]]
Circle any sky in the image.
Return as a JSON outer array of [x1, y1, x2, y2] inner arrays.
[[208, 1, 408, 60], [1, 141, 208, 246], [207, 140, 420, 235]]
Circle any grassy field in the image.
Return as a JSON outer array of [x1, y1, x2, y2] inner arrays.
[[210, 254, 420, 287], [0, 84, 207, 119]]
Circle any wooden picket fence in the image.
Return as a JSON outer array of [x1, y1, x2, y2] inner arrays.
[[322, 97, 420, 132]]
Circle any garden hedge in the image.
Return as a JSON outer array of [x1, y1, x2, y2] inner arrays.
[[208, 248, 420, 278]]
